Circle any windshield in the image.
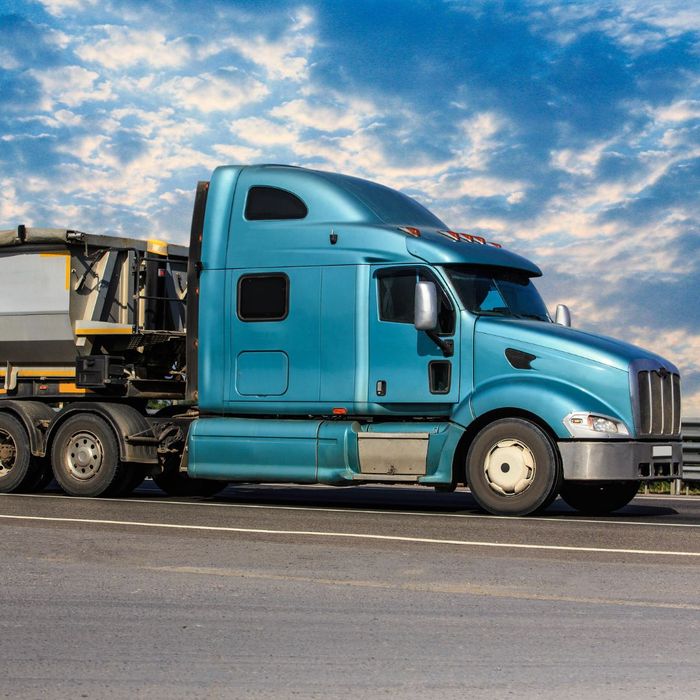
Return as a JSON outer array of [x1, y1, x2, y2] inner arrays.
[[444, 265, 550, 321]]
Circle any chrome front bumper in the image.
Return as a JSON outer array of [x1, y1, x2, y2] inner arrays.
[[558, 440, 683, 481]]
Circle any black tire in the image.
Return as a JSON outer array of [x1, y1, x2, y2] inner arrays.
[[153, 470, 228, 497], [24, 459, 54, 493], [107, 463, 148, 498], [466, 418, 562, 516], [559, 480, 640, 515], [51, 414, 129, 497], [0, 413, 44, 493]]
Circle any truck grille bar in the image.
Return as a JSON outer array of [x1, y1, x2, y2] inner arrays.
[[636, 369, 681, 436]]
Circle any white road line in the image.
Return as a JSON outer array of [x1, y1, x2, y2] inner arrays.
[[2, 491, 700, 529], [1, 513, 699, 557]]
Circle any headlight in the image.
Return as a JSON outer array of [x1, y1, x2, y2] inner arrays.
[[563, 412, 630, 438]]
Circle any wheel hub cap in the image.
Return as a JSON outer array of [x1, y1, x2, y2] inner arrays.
[[483, 439, 536, 495], [65, 432, 103, 481], [0, 430, 16, 476]]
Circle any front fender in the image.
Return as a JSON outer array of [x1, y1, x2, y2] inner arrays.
[[455, 375, 631, 439]]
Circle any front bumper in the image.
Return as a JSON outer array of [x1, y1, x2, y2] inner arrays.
[[558, 440, 683, 481]]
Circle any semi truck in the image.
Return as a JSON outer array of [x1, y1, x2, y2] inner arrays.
[[0, 165, 683, 515]]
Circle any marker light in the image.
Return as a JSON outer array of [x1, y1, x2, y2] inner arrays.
[[398, 226, 421, 237], [437, 229, 461, 241], [332, 407, 348, 415], [458, 233, 486, 244]]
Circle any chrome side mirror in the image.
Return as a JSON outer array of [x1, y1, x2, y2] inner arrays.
[[414, 281, 438, 331], [555, 304, 571, 327]]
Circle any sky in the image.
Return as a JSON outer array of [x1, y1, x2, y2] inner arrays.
[[1, 0, 699, 414]]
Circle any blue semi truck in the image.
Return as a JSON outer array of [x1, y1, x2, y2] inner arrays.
[[0, 165, 683, 515]]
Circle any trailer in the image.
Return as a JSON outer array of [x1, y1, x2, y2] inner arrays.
[[0, 225, 211, 496], [0, 166, 684, 515]]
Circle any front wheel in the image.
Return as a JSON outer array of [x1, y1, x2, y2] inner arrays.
[[559, 480, 640, 515], [466, 418, 562, 516]]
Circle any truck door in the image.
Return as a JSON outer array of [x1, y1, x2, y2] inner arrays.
[[369, 265, 460, 406]]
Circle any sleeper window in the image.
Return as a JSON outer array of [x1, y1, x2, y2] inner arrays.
[[238, 274, 289, 321]]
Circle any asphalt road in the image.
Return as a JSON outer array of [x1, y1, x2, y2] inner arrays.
[[1, 483, 699, 699]]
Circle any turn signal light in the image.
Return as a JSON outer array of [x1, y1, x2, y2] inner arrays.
[[398, 226, 421, 237], [332, 407, 348, 415]]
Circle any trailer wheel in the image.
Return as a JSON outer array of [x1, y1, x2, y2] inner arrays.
[[51, 414, 128, 497], [559, 480, 640, 515], [153, 471, 228, 498], [26, 460, 54, 493], [0, 414, 44, 493], [466, 418, 561, 516]]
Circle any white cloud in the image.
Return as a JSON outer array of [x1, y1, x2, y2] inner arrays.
[[159, 189, 193, 205], [37, 0, 97, 16], [205, 6, 316, 82], [0, 180, 30, 224], [231, 117, 299, 146], [0, 48, 20, 70], [54, 109, 83, 127], [458, 112, 507, 170], [76, 26, 192, 69], [430, 174, 527, 200], [229, 35, 311, 81], [270, 97, 375, 132], [159, 70, 268, 113], [29, 65, 113, 110], [550, 139, 614, 177], [654, 100, 700, 124], [213, 143, 264, 162]]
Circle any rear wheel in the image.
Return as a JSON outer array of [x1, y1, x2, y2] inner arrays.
[[466, 418, 562, 516], [0, 413, 41, 493], [51, 414, 129, 497], [153, 470, 228, 497], [559, 480, 640, 515], [0, 414, 44, 493]]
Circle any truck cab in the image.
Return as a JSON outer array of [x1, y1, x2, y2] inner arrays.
[[186, 165, 683, 515]]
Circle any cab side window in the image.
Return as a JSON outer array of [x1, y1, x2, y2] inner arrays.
[[245, 186, 308, 220], [377, 268, 455, 335]]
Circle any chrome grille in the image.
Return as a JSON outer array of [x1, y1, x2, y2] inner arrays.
[[636, 369, 681, 436]]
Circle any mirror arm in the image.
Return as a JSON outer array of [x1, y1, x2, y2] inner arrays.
[[427, 331, 454, 357]]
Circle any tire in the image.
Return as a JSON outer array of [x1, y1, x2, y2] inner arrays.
[[108, 463, 148, 498], [0, 413, 44, 493], [153, 470, 228, 497], [466, 418, 562, 516], [51, 414, 129, 497], [559, 480, 640, 515], [24, 459, 54, 493]]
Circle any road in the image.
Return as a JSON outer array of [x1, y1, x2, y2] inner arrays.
[[1, 483, 699, 699]]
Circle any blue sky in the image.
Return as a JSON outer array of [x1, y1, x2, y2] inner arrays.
[[2, 0, 700, 412]]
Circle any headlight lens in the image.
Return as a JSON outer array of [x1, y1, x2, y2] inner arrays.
[[564, 412, 630, 438]]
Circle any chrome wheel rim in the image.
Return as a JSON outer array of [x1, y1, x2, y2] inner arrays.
[[0, 429, 16, 477], [483, 439, 536, 495], [65, 431, 104, 481]]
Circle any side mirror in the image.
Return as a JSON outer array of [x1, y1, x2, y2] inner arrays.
[[555, 304, 571, 327], [414, 281, 438, 331]]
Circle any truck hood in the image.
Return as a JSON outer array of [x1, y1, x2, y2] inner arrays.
[[474, 316, 678, 373]]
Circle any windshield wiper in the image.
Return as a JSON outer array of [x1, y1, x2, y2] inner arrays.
[[513, 313, 549, 321]]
